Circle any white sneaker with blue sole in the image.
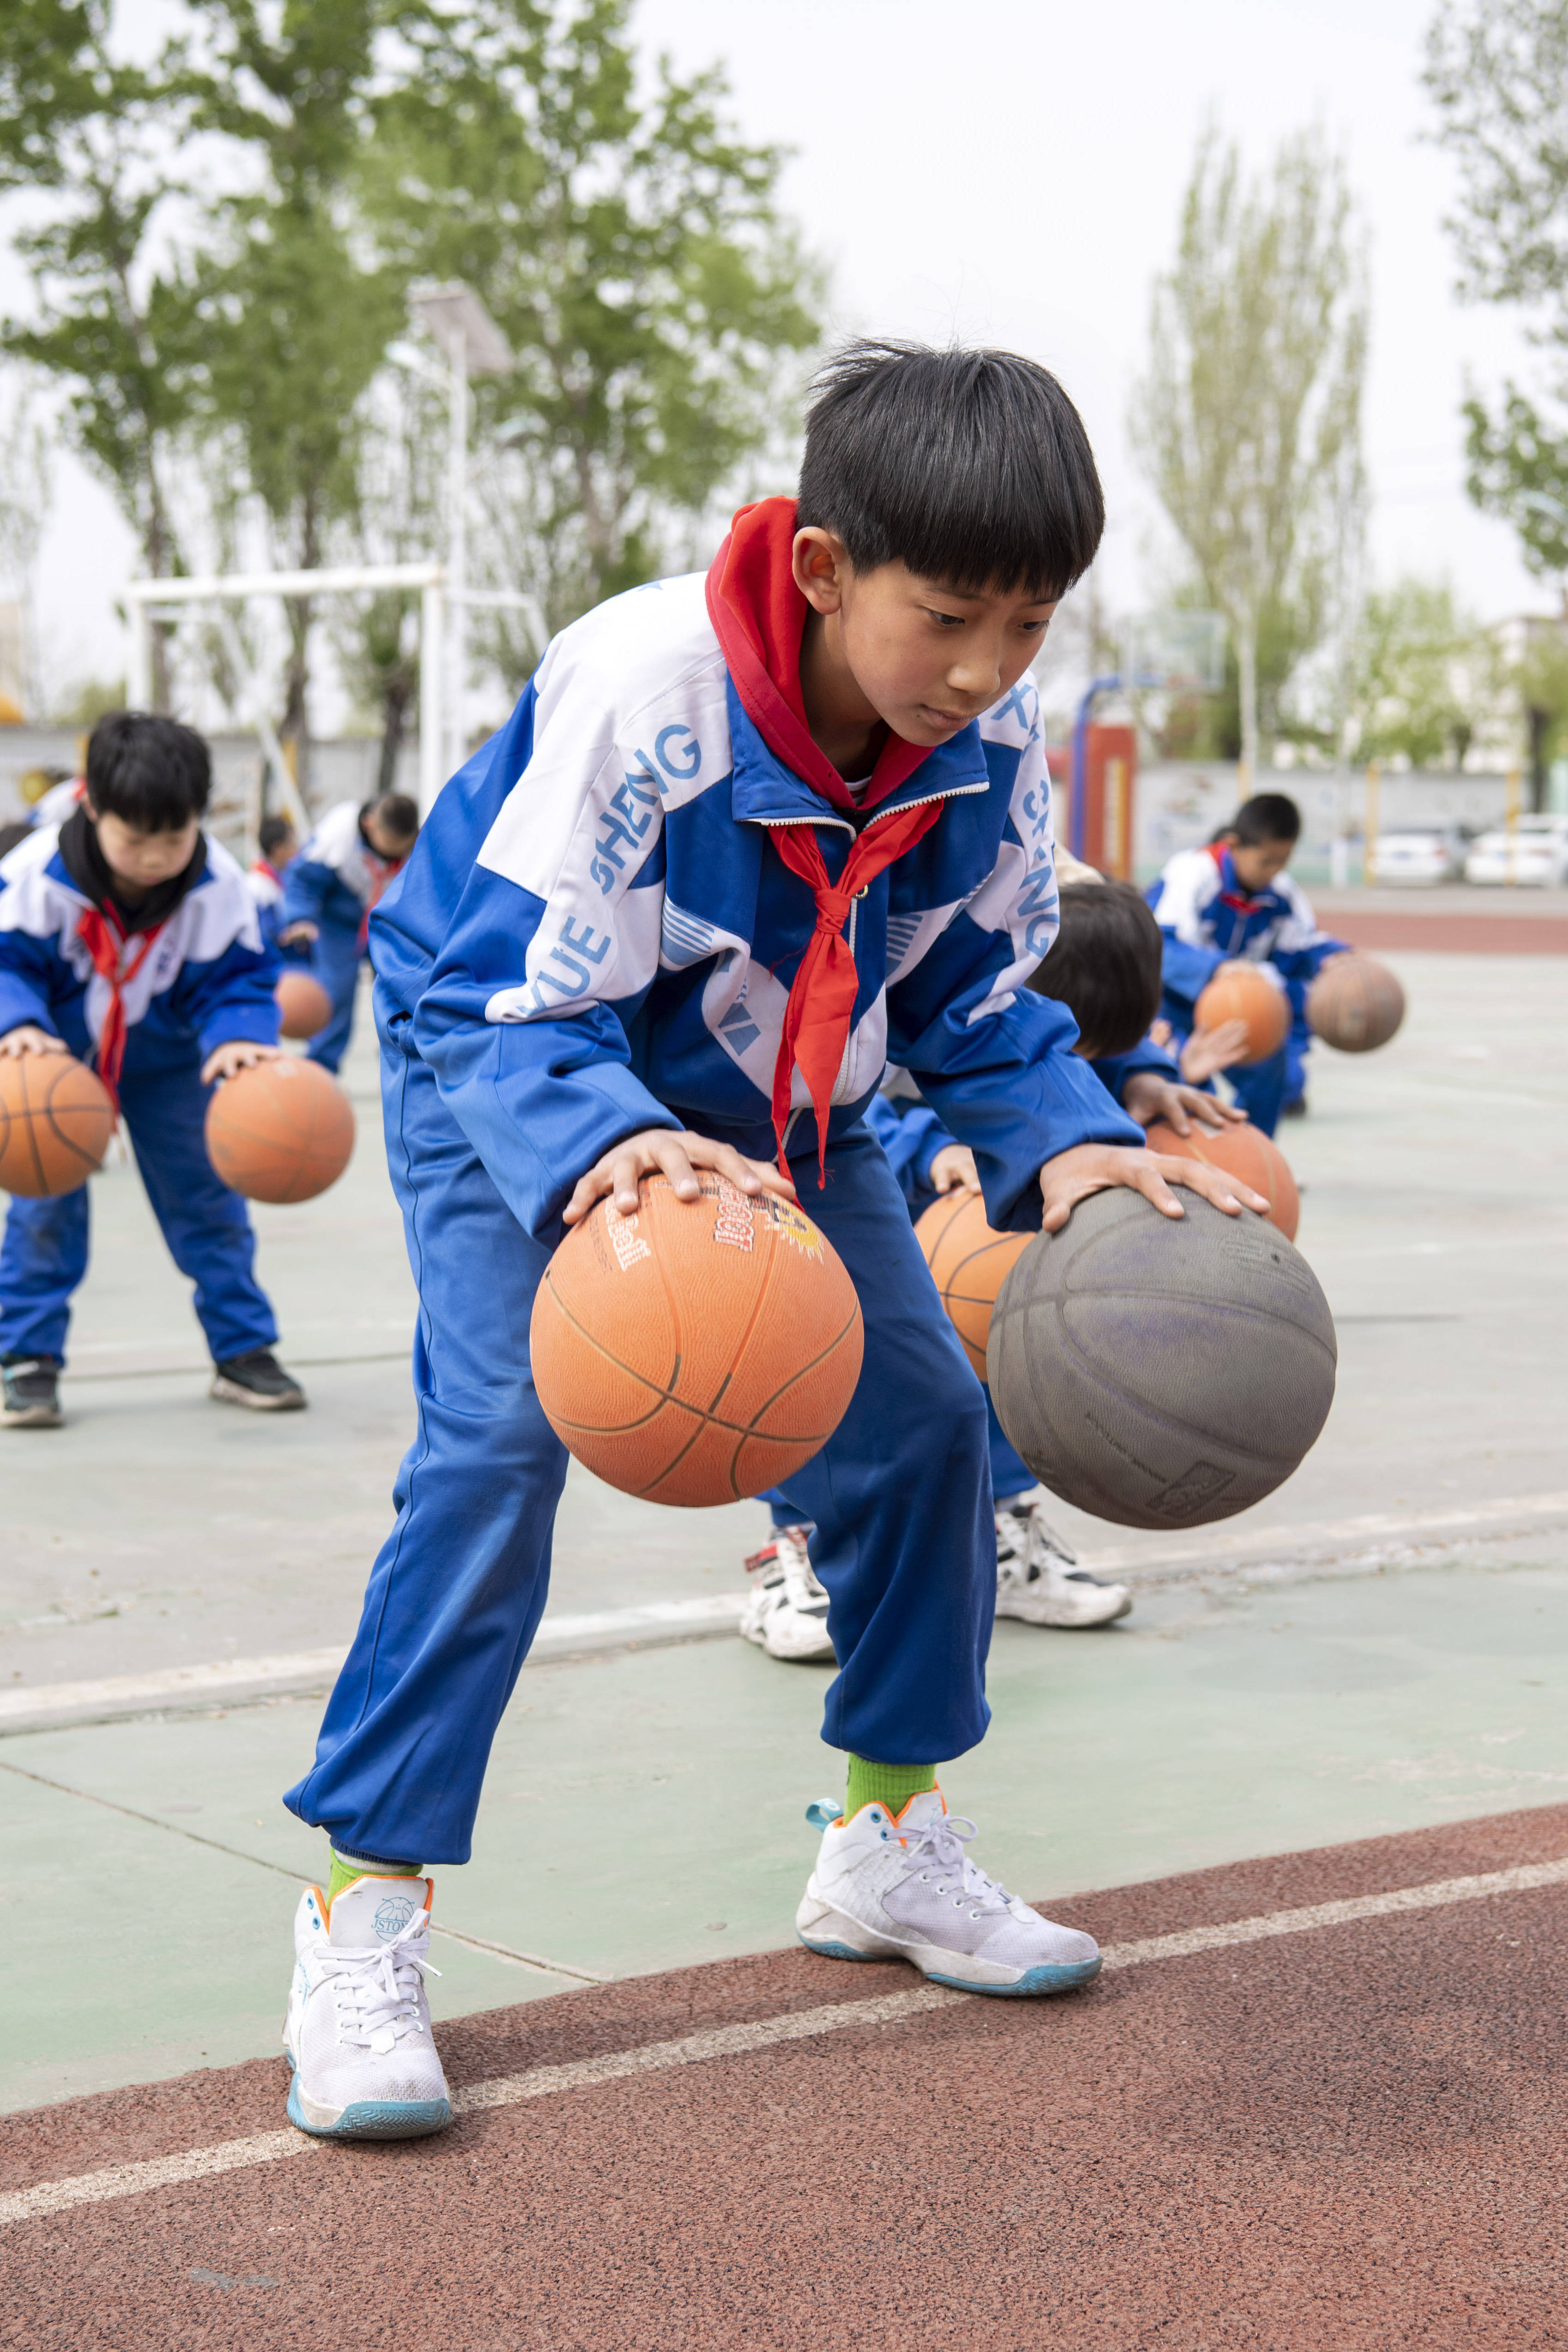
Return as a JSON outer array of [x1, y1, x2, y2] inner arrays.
[[795, 1788, 1101, 1996], [283, 1875, 451, 2139]]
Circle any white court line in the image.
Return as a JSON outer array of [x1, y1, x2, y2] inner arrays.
[[0, 1599, 745, 1731], [10, 1486, 1568, 1734], [5, 1850, 1567, 2231]]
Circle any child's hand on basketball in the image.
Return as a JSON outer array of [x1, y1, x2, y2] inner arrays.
[[929, 1142, 980, 1194], [1178, 1019, 1251, 1083], [1038, 1141, 1268, 1232], [201, 1040, 284, 1085], [1120, 1070, 1248, 1138], [0, 1024, 68, 1057], [563, 1128, 798, 1226]]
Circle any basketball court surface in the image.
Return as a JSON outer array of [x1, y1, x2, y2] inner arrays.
[[5, 941, 1567, 2346]]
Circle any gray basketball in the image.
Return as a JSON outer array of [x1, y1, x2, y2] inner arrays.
[[986, 1189, 1337, 1530]]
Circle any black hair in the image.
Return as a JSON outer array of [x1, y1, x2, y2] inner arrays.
[[258, 815, 295, 858], [1026, 881, 1163, 1056], [1227, 792, 1301, 847], [84, 712, 210, 831], [365, 791, 419, 844], [796, 339, 1104, 600]]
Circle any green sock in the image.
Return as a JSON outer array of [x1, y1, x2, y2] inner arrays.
[[844, 1755, 937, 1821], [327, 1849, 423, 1906]]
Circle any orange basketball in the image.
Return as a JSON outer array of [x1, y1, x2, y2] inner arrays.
[[1307, 952, 1406, 1053], [1194, 964, 1291, 1064], [914, 1188, 1031, 1380], [530, 1173, 864, 1507], [1143, 1117, 1300, 1242], [205, 1059, 355, 1203], [0, 1053, 115, 1197], [276, 969, 333, 1040]]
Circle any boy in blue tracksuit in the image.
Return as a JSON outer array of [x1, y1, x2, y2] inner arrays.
[[1147, 792, 1349, 1133], [277, 342, 1262, 2144], [244, 815, 299, 953], [278, 792, 419, 1071], [742, 877, 1249, 1652], [0, 713, 306, 1428]]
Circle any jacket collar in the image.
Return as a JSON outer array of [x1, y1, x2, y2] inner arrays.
[[724, 680, 990, 832]]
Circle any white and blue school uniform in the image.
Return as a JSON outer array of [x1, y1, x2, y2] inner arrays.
[[0, 818, 283, 1367], [1146, 844, 1346, 1133], [280, 803, 405, 1072], [282, 545, 1141, 1869]]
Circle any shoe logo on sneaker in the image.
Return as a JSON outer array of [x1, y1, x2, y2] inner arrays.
[[373, 1895, 418, 1939]]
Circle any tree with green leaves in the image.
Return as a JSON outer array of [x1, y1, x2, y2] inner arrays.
[[0, 0, 206, 706], [1130, 125, 1368, 782], [366, 0, 822, 686], [1425, 0, 1568, 801], [1344, 577, 1498, 768]]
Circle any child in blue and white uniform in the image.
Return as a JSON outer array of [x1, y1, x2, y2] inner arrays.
[[1146, 792, 1349, 1133], [0, 713, 306, 1428], [244, 815, 299, 953], [275, 342, 1263, 2144], [278, 792, 418, 1071], [741, 875, 1250, 1653]]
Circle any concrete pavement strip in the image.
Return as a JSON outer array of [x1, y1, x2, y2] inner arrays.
[[6, 1488, 1567, 1736], [6, 1847, 1568, 2232]]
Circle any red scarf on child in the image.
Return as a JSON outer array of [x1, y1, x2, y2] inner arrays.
[[704, 498, 943, 1181], [75, 904, 163, 1109]]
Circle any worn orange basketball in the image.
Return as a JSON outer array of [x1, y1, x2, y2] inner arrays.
[[275, 969, 333, 1040], [914, 1188, 1031, 1380], [205, 1058, 354, 1203], [1142, 1117, 1300, 1242], [1308, 952, 1406, 1052], [1194, 964, 1291, 1064], [0, 1053, 115, 1197], [530, 1173, 864, 1507]]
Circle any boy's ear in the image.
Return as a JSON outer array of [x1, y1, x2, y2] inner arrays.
[[792, 528, 851, 616]]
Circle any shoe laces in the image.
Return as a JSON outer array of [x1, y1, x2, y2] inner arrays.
[[897, 1812, 1015, 1919], [764, 1526, 828, 1613], [320, 1912, 440, 2054]]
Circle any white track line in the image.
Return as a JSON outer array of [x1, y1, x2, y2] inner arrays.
[[6, 1850, 1567, 2230]]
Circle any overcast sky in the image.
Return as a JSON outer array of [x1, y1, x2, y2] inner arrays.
[[12, 0, 1554, 709]]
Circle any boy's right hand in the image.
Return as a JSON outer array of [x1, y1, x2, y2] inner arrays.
[[0, 1025, 68, 1057], [563, 1128, 798, 1226], [1178, 1018, 1251, 1084]]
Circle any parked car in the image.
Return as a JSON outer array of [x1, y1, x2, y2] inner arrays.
[[1463, 815, 1568, 888], [1366, 822, 1474, 884]]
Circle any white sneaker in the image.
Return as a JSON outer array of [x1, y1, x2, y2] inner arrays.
[[282, 1875, 451, 2139], [740, 1524, 836, 1662], [994, 1494, 1132, 1629], [795, 1788, 1101, 1996]]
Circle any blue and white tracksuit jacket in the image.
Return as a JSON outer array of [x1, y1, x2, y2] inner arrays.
[[1147, 846, 1346, 1133], [0, 826, 282, 1367], [281, 802, 390, 1071], [285, 570, 1141, 1864]]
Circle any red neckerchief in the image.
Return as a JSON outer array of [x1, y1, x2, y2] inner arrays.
[[252, 858, 282, 888], [356, 846, 406, 951], [76, 905, 164, 1109], [705, 497, 943, 1180], [1206, 839, 1268, 917]]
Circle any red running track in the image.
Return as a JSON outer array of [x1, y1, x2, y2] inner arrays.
[[1327, 909, 1568, 954], [6, 1803, 1568, 2350]]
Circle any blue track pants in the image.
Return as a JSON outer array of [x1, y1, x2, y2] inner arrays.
[[284, 1036, 995, 1865], [0, 1057, 278, 1366], [305, 920, 365, 1074]]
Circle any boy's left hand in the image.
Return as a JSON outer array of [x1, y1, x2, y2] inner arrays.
[[1038, 1141, 1267, 1233], [1119, 1070, 1248, 1138], [201, 1040, 284, 1086]]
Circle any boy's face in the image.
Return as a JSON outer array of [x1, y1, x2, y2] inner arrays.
[[793, 530, 1058, 749], [271, 830, 298, 868], [90, 805, 200, 889], [1229, 835, 1295, 893]]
